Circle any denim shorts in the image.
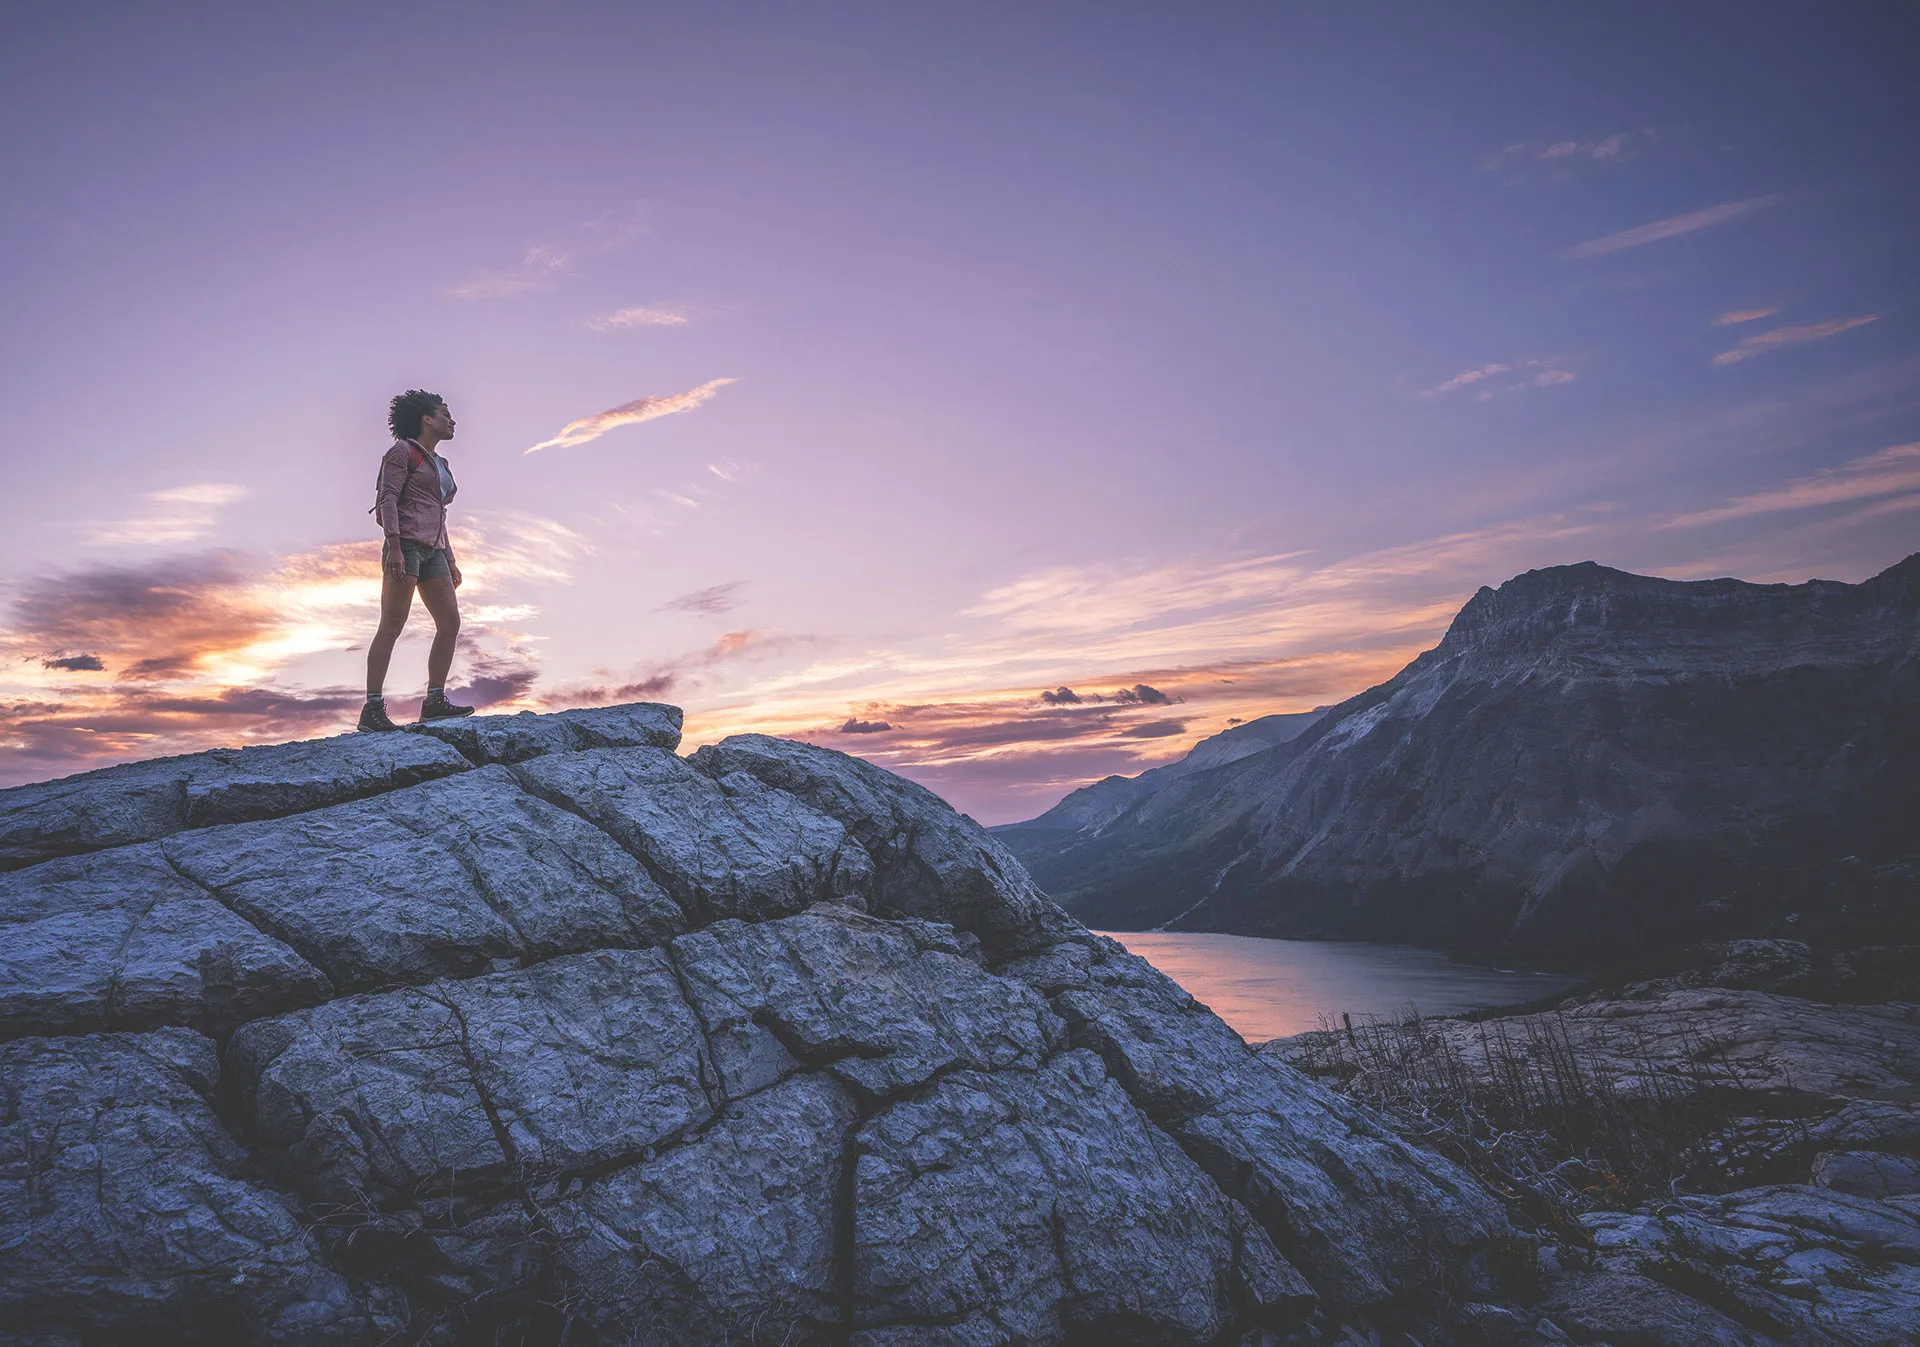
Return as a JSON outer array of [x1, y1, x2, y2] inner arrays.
[[385, 539, 451, 582]]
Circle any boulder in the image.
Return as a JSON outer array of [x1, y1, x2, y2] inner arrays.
[[163, 764, 685, 989], [0, 704, 1526, 1343], [0, 732, 469, 871], [0, 1029, 390, 1342], [514, 746, 873, 926], [1564, 1187, 1920, 1345], [1813, 1150, 1920, 1199], [229, 948, 714, 1208], [0, 844, 330, 1038], [407, 701, 681, 765], [689, 734, 1074, 952], [851, 1050, 1310, 1343], [1028, 936, 1511, 1307]]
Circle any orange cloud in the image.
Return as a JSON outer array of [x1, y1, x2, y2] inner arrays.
[[0, 516, 578, 783]]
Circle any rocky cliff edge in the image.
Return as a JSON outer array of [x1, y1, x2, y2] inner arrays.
[[0, 704, 1512, 1345]]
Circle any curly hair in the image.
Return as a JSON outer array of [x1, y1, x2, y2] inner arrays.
[[387, 389, 445, 440]]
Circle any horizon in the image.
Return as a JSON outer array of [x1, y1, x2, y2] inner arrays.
[[3, 3, 1917, 824]]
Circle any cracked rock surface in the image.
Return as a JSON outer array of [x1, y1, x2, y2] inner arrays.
[[2, 705, 1520, 1344]]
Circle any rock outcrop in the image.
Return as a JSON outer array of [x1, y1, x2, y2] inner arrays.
[[0, 704, 1516, 1344], [1269, 953, 1920, 1344], [997, 554, 1920, 967]]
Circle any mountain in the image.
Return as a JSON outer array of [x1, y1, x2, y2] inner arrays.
[[997, 555, 1920, 968], [995, 709, 1326, 850], [0, 702, 1517, 1343]]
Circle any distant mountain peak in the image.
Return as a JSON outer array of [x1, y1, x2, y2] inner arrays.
[[998, 552, 1920, 970]]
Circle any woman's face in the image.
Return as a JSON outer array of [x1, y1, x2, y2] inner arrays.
[[425, 403, 455, 440]]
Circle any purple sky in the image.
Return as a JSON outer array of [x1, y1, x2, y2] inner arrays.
[[2, 3, 1916, 822]]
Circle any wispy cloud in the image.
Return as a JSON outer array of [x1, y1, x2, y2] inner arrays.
[[544, 628, 810, 710], [586, 305, 687, 331], [1424, 360, 1576, 400], [82, 483, 248, 546], [444, 244, 574, 301], [661, 582, 745, 616], [1717, 308, 1779, 327], [444, 207, 648, 302], [1480, 129, 1655, 178], [1712, 315, 1877, 367], [525, 378, 739, 454], [1563, 195, 1782, 259], [1665, 441, 1920, 528], [1426, 362, 1511, 395], [454, 512, 596, 587]]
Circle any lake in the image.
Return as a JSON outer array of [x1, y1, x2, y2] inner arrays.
[[1097, 931, 1584, 1043]]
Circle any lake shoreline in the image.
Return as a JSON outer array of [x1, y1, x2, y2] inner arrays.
[[1097, 929, 1586, 1042]]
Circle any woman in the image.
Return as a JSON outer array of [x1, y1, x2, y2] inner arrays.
[[359, 388, 474, 731]]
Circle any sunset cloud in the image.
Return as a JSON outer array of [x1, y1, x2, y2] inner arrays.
[[525, 378, 739, 454], [1665, 441, 1920, 528], [0, 515, 581, 782], [543, 628, 810, 710], [670, 513, 1609, 821], [587, 305, 687, 330], [1563, 194, 1782, 259], [1122, 718, 1186, 738], [1711, 315, 1877, 367], [1717, 308, 1779, 326], [83, 482, 248, 546]]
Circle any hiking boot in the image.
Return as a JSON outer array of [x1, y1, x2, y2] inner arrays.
[[357, 699, 399, 733], [419, 690, 475, 722]]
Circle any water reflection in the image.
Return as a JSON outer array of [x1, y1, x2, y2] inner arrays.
[[1099, 931, 1583, 1043]]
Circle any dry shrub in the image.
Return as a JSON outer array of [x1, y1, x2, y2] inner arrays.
[[1286, 1006, 1801, 1226]]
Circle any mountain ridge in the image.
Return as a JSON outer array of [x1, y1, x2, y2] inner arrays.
[[995, 553, 1920, 968], [994, 709, 1326, 849]]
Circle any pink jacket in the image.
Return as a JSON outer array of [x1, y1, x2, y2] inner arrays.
[[373, 439, 456, 558]]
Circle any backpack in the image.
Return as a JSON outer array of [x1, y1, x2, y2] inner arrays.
[[368, 442, 430, 519]]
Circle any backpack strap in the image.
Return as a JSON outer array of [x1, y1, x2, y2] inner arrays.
[[369, 441, 430, 515]]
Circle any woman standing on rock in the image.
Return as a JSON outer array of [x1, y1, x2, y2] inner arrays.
[[359, 389, 475, 732]]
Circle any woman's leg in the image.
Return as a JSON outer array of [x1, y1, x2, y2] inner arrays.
[[417, 576, 462, 690], [366, 568, 418, 695]]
